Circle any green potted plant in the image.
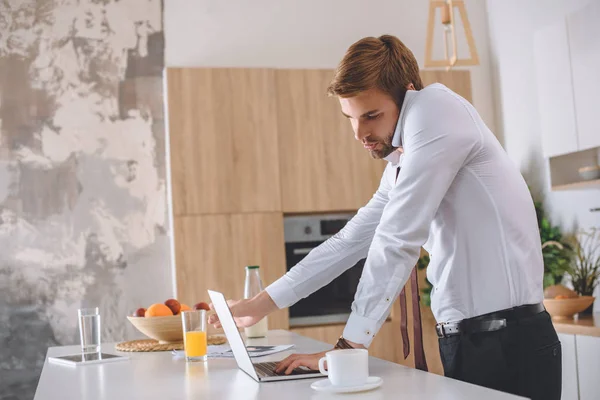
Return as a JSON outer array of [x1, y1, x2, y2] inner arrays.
[[416, 254, 433, 307], [565, 228, 600, 314], [533, 198, 572, 288]]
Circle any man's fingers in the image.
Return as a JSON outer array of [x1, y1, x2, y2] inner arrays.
[[275, 354, 299, 373], [208, 314, 222, 329], [285, 359, 303, 375], [207, 305, 220, 327], [275, 356, 293, 373]]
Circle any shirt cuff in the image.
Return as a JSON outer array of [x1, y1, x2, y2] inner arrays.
[[343, 312, 380, 348], [265, 276, 300, 309]]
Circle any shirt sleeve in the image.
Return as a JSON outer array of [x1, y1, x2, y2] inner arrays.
[[343, 90, 483, 347], [265, 164, 393, 309]]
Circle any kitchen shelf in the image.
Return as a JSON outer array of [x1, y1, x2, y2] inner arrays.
[[552, 179, 600, 191], [548, 147, 600, 191]]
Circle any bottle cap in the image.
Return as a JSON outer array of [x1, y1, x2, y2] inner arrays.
[[246, 265, 260, 269]]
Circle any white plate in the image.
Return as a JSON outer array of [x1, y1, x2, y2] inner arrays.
[[310, 376, 383, 393]]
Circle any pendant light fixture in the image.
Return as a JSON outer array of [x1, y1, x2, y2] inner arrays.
[[425, 0, 479, 70]]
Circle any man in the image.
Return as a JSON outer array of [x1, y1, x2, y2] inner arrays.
[[209, 35, 561, 399]]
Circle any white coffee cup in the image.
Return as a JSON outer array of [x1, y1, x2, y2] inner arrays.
[[318, 349, 369, 387]]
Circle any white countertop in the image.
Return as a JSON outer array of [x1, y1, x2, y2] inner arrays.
[[35, 330, 525, 400]]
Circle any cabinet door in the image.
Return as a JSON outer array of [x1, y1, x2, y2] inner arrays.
[[568, 2, 600, 151], [275, 69, 386, 213], [558, 333, 579, 400], [291, 321, 402, 364], [167, 68, 281, 215], [533, 20, 579, 157], [420, 70, 472, 103], [576, 335, 600, 400], [174, 213, 289, 330]]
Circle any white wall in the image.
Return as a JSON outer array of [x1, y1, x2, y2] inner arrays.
[[486, 0, 600, 305], [486, 0, 600, 230], [165, 0, 496, 132]]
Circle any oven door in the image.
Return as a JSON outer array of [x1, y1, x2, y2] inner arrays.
[[285, 241, 365, 327]]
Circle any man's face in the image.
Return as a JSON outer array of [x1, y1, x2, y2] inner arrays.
[[339, 88, 401, 159]]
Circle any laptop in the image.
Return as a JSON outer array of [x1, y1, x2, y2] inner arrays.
[[207, 290, 325, 382]]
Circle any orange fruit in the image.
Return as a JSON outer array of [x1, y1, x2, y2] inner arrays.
[[180, 304, 191, 312], [145, 303, 173, 317]]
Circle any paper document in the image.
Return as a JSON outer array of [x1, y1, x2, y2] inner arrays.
[[172, 344, 295, 359]]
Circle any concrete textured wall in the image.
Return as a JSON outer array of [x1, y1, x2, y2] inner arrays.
[[0, 1, 170, 399]]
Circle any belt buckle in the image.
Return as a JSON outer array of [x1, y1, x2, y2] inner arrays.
[[436, 323, 448, 338]]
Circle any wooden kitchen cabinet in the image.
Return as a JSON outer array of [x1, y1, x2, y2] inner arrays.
[[276, 69, 472, 213], [291, 321, 402, 365], [567, 1, 600, 152], [167, 67, 473, 216], [174, 212, 289, 330], [275, 69, 386, 213], [167, 68, 282, 216], [420, 70, 472, 103], [533, 20, 579, 158]]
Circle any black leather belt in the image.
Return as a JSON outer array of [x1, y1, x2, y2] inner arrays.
[[436, 303, 546, 338]]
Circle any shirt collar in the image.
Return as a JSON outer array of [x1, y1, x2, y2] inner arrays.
[[383, 89, 417, 167], [384, 150, 402, 167]]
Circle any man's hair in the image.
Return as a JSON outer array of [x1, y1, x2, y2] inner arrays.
[[327, 35, 423, 107]]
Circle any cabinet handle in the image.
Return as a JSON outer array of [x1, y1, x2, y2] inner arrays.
[[591, 208, 600, 212], [293, 248, 313, 255]]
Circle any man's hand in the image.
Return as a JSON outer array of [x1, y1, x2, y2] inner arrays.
[[275, 339, 366, 375], [208, 290, 278, 329], [275, 351, 329, 375]]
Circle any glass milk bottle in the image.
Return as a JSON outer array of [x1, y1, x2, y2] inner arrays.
[[244, 265, 268, 338]]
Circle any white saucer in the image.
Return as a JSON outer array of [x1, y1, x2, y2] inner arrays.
[[310, 376, 383, 393]]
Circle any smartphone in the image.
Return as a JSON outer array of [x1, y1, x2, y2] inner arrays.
[[48, 352, 129, 367]]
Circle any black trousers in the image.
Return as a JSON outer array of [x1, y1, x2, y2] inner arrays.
[[438, 310, 562, 400]]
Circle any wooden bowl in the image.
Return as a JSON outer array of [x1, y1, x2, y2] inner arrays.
[[127, 315, 183, 344], [543, 296, 595, 320]]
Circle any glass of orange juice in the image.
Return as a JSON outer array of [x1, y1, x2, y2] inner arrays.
[[182, 310, 207, 362]]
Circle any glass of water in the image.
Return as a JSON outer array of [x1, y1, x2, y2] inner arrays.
[[78, 307, 101, 354]]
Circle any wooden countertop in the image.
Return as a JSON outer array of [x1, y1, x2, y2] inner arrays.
[[553, 313, 600, 337]]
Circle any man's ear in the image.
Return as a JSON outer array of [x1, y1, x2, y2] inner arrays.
[[406, 83, 415, 91]]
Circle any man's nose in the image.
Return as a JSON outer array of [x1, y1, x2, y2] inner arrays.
[[354, 121, 369, 142]]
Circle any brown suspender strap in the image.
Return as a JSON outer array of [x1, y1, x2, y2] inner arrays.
[[411, 267, 428, 371], [399, 285, 410, 359], [398, 267, 428, 371], [395, 166, 428, 372]]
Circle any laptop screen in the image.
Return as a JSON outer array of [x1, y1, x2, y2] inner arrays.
[[207, 290, 259, 381]]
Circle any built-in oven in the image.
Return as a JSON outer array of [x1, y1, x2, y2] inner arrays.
[[284, 213, 365, 327]]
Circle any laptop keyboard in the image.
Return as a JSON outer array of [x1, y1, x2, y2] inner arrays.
[[254, 361, 318, 377]]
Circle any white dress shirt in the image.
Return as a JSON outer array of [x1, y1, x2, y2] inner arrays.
[[266, 83, 543, 347]]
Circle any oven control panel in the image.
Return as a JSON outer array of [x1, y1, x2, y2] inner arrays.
[[283, 213, 355, 243]]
